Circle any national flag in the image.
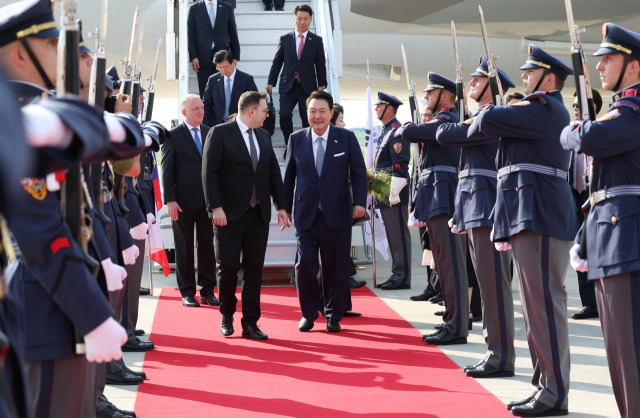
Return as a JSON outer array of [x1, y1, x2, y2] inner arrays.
[[147, 205, 171, 277], [152, 152, 162, 212], [364, 86, 379, 169]]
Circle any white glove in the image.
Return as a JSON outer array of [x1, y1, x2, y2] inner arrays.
[[448, 217, 466, 234], [122, 244, 139, 266], [389, 176, 407, 206], [130, 222, 149, 240], [46, 172, 61, 192], [570, 243, 589, 272], [143, 133, 153, 147], [103, 113, 127, 143], [393, 127, 405, 138], [101, 259, 127, 291], [84, 317, 127, 363], [22, 104, 73, 148], [409, 210, 427, 228], [494, 242, 512, 252], [146, 213, 156, 226]]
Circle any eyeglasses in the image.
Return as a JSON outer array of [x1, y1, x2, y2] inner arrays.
[[572, 104, 579, 109]]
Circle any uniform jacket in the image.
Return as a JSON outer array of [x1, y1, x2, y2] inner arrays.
[[203, 69, 258, 127], [283, 126, 367, 230], [374, 117, 410, 209], [468, 90, 577, 241], [436, 103, 499, 231], [161, 123, 210, 210], [561, 82, 640, 280], [267, 31, 327, 95], [202, 121, 285, 223], [187, 0, 240, 62], [399, 107, 461, 221]]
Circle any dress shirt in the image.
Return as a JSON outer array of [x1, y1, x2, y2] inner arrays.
[[236, 117, 260, 160], [224, 68, 236, 96], [206, 0, 218, 21], [312, 125, 329, 165], [184, 121, 202, 150], [295, 30, 308, 54]]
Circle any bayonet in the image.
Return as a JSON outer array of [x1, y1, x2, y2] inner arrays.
[[451, 20, 468, 119], [121, 6, 139, 95], [400, 43, 422, 205], [478, 5, 503, 105], [143, 37, 162, 122]]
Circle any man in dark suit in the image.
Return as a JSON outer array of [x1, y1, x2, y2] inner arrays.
[[283, 90, 367, 333], [161, 94, 218, 308], [203, 50, 258, 127], [263, 0, 284, 11], [203, 91, 288, 340], [188, 0, 240, 97], [266, 4, 327, 147]]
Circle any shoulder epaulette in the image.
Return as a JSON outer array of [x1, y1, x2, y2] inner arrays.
[[524, 92, 548, 105], [436, 113, 451, 120]]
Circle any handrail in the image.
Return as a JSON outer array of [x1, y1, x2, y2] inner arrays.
[[313, 0, 341, 102]]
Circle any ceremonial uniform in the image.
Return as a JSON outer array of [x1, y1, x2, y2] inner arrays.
[[435, 57, 516, 376], [398, 73, 469, 343], [373, 93, 412, 290], [468, 45, 576, 414], [560, 23, 640, 417]]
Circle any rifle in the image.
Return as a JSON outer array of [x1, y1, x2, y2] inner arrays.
[[400, 43, 421, 195], [143, 37, 162, 123], [451, 20, 469, 120], [120, 6, 139, 96], [564, 0, 595, 259], [88, 0, 112, 232], [131, 23, 144, 120], [478, 6, 504, 106]]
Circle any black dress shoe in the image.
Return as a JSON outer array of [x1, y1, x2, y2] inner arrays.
[[139, 287, 150, 296], [430, 292, 444, 304], [264, 4, 273, 10], [344, 311, 362, 317], [134, 329, 145, 336], [107, 402, 136, 417], [375, 278, 394, 288], [410, 289, 437, 301], [465, 363, 514, 378], [200, 294, 220, 306], [510, 399, 568, 416], [122, 365, 147, 380], [434, 310, 445, 316], [464, 357, 487, 372], [326, 319, 341, 332], [105, 369, 143, 385], [242, 324, 268, 340], [122, 338, 155, 352], [182, 296, 200, 307], [350, 277, 366, 289], [422, 327, 445, 341], [299, 316, 315, 332], [424, 328, 467, 345], [380, 280, 410, 290], [220, 315, 234, 336], [97, 404, 127, 418], [507, 393, 538, 410], [571, 306, 598, 319]]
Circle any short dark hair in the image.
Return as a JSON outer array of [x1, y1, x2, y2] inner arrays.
[[239, 91, 267, 112], [555, 75, 565, 91], [294, 4, 313, 17], [306, 90, 333, 110], [573, 89, 603, 115], [330, 104, 344, 125], [213, 50, 234, 65], [505, 92, 524, 103]]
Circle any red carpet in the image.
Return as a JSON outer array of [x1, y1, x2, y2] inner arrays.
[[135, 287, 512, 417]]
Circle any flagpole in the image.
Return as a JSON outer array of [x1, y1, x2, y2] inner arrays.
[[367, 59, 377, 288], [147, 228, 153, 296]]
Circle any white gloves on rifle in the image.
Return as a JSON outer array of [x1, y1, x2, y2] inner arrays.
[[84, 317, 128, 363], [103, 112, 127, 143], [130, 222, 149, 240], [389, 176, 407, 206], [122, 244, 139, 266], [570, 243, 588, 272], [101, 259, 127, 292], [22, 104, 73, 148], [146, 213, 156, 226]]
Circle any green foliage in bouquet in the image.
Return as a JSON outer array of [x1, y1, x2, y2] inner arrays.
[[367, 168, 391, 205]]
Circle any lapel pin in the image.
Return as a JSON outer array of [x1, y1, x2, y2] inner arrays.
[[334, 140, 338, 143]]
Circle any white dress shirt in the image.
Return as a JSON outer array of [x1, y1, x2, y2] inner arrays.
[[295, 30, 309, 54], [224, 67, 236, 97], [184, 121, 202, 150], [236, 117, 260, 160], [312, 125, 329, 165]]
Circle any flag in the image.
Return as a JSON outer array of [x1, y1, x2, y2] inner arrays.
[[147, 205, 171, 277], [152, 152, 162, 212], [364, 86, 379, 169], [364, 195, 390, 261]]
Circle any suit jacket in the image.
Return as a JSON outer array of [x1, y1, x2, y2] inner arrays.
[[161, 123, 210, 210], [202, 121, 285, 223], [187, 0, 240, 63], [283, 126, 367, 231], [267, 31, 327, 95], [203, 69, 258, 127]]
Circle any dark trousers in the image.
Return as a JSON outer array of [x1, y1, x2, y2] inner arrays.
[[121, 238, 145, 343], [573, 189, 597, 309], [263, 0, 285, 9], [172, 204, 216, 298], [279, 80, 310, 145], [215, 205, 269, 327], [295, 212, 351, 322], [195, 48, 221, 98]]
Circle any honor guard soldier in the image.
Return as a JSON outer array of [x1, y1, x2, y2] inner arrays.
[[372, 92, 412, 290], [395, 73, 469, 345], [436, 56, 517, 378], [468, 44, 576, 416], [561, 23, 640, 418]]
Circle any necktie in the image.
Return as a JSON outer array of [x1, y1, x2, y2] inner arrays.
[[316, 136, 324, 177], [192, 128, 202, 155], [248, 129, 258, 207], [224, 77, 231, 121], [296, 34, 304, 82], [208, 1, 216, 49], [576, 152, 585, 193]]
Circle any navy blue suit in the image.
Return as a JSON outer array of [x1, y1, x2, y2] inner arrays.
[[283, 126, 366, 322], [203, 69, 258, 127], [187, 0, 240, 97], [267, 31, 327, 144]]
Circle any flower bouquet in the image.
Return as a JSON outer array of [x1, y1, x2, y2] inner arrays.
[[367, 167, 391, 205]]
